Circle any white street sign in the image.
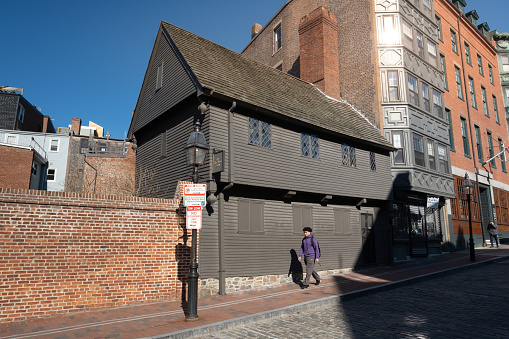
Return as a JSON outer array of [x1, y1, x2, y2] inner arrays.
[[183, 195, 206, 207], [184, 184, 206, 196], [186, 206, 202, 229]]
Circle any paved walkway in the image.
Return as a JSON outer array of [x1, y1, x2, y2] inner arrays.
[[1, 245, 508, 339]]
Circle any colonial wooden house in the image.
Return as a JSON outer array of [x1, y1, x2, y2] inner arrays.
[[128, 22, 396, 295]]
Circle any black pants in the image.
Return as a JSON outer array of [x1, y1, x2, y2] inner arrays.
[[490, 234, 499, 247]]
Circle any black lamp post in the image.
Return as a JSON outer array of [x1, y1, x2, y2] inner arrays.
[[184, 121, 208, 321], [462, 173, 475, 262]]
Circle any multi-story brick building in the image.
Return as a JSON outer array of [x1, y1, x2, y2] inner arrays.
[[242, 0, 455, 259], [435, 0, 509, 247], [490, 30, 509, 135]]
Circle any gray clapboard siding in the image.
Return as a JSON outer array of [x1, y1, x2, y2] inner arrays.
[[199, 196, 368, 278], [229, 113, 392, 200], [135, 100, 201, 197], [133, 31, 197, 133]]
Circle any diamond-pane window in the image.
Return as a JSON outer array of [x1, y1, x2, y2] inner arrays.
[[301, 133, 319, 158], [349, 146, 356, 167], [342, 143, 349, 166], [249, 118, 271, 148], [261, 122, 271, 148], [301, 133, 310, 156], [311, 135, 319, 158], [249, 118, 259, 145], [370, 152, 376, 171]]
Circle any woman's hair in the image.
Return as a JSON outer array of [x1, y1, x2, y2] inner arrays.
[[303, 227, 312, 232]]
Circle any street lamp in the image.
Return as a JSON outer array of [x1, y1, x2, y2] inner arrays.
[[462, 173, 475, 262], [184, 121, 208, 321]]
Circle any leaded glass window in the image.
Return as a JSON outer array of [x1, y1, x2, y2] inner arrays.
[[249, 118, 260, 145], [311, 135, 319, 158], [349, 146, 356, 167], [342, 143, 349, 166], [370, 152, 376, 171], [261, 122, 271, 148], [301, 133, 310, 156], [301, 133, 319, 158], [249, 118, 271, 148]]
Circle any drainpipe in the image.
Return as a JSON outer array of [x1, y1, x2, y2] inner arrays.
[[218, 101, 236, 295], [84, 158, 98, 194], [457, 16, 484, 245]]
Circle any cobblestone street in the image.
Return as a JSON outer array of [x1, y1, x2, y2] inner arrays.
[[204, 259, 509, 339]]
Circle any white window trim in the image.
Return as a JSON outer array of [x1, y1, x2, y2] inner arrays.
[[49, 138, 60, 152], [47, 168, 56, 182], [273, 22, 282, 54]]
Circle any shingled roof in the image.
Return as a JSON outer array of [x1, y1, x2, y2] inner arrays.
[[161, 22, 393, 149]]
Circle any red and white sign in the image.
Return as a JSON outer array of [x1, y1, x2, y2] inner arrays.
[[186, 206, 202, 229], [184, 184, 206, 196], [183, 184, 207, 207]]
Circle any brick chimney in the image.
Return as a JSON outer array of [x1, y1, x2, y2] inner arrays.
[[298, 7, 340, 100], [42, 116, 49, 133], [252, 23, 262, 39], [71, 118, 81, 135]]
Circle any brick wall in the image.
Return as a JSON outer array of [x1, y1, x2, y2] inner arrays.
[[65, 137, 136, 196], [0, 183, 192, 323], [0, 145, 33, 189], [82, 146, 136, 196]]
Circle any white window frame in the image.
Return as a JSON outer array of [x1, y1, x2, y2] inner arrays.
[[427, 140, 436, 171], [273, 24, 282, 53], [417, 32, 424, 57], [422, 83, 430, 112], [49, 138, 60, 152], [427, 41, 436, 57], [433, 90, 443, 118], [502, 56, 509, 72], [408, 75, 419, 106], [47, 168, 56, 182], [402, 20, 413, 39], [388, 71, 400, 101]]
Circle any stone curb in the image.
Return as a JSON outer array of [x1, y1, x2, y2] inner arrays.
[[148, 255, 508, 339]]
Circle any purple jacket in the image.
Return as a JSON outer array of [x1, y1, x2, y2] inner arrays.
[[299, 234, 320, 258]]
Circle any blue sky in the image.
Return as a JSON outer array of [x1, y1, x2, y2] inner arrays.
[[2, 0, 507, 139]]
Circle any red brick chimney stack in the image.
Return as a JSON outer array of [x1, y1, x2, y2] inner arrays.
[[252, 23, 262, 39], [298, 7, 340, 100], [71, 118, 81, 135], [42, 116, 49, 133]]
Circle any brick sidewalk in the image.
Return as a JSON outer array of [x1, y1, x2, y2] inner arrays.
[[1, 245, 507, 339]]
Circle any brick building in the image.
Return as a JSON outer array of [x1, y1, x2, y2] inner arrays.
[[0, 143, 34, 189], [435, 0, 509, 247], [65, 118, 136, 196]]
